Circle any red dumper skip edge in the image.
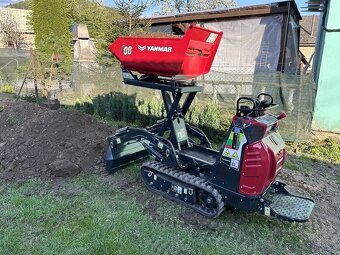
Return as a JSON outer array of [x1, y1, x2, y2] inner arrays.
[[108, 25, 223, 79]]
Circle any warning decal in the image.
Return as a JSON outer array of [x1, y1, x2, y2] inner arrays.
[[222, 128, 247, 169], [206, 33, 218, 43], [224, 149, 230, 157]]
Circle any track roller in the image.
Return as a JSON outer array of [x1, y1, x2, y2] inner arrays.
[[141, 161, 225, 218]]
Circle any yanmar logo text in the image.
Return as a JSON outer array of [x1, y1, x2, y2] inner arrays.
[[138, 45, 172, 53]]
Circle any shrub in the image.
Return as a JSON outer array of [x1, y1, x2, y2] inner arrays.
[[96, 95, 107, 118], [82, 96, 94, 115], [1, 83, 15, 94], [307, 138, 340, 162], [199, 102, 221, 137], [138, 97, 165, 125], [75, 98, 81, 110], [108, 93, 138, 122], [77, 93, 231, 142]]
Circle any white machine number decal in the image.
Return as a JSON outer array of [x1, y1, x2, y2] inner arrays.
[[123, 46, 132, 55]]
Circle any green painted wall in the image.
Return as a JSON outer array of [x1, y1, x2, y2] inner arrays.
[[313, 0, 340, 132]]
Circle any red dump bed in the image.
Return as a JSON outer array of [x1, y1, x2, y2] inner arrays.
[[108, 25, 223, 79]]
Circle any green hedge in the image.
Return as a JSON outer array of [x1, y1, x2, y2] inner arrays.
[[76, 93, 231, 141], [75, 96, 94, 115]]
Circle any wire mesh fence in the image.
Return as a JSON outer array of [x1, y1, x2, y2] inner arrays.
[[197, 69, 317, 141], [1, 59, 317, 142]]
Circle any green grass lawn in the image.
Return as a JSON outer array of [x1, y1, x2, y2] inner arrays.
[[0, 165, 311, 255]]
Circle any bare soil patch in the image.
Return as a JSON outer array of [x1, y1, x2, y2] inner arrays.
[[279, 156, 340, 255], [0, 94, 112, 183]]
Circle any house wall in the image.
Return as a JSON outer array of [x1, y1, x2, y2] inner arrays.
[[0, 8, 34, 49], [300, 46, 315, 72], [312, 0, 340, 132]]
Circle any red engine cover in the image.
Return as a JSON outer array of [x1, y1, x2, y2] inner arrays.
[[238, 134, 286, 196]]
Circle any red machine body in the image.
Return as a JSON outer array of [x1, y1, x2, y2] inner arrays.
[[238, 119, 286, 196], [108, 25, 223, 79]]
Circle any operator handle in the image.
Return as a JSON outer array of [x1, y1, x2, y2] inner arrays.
[[257, 93, 273, 106], [236, 97, 256, 109], [236, 97, 256, 116], [276, 112, 287, 120]]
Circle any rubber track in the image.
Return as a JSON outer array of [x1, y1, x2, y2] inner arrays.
[[141, 161, 225, 218]]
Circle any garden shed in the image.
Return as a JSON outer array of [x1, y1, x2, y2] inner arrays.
[[149, 0, 302, 75]]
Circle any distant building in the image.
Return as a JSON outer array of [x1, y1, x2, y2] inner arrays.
[[299, 15, 319, 73], [0, 7, 34, 49]]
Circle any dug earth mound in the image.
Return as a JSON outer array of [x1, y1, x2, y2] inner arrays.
[[0, 95, 113, 182]]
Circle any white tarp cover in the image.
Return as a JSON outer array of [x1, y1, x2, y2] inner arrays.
[[204, 14, 284, 74], [284, 15, 300, 74]]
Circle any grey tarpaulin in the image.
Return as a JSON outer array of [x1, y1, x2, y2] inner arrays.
[[204, 15, 283, 74]]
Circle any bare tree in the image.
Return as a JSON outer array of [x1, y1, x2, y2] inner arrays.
[[156, 0, 236, 15], [174, 0, 185, 13], [113, 0, 150, 32], [0, 11, 24, 48]]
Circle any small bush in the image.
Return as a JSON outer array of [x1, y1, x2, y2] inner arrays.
[[96, 95, 107, 118], [108, 93, 138, 122], [77, 93, 232, 142], [6, 115, 18, 126], [75, 98, 81, 110], [1, 83, 15, 94], [74, 96, 95, 115], [187, 103, 230, 140], [199, 102, 221, 138], [306, 138, 340, 162], [82, 96, 94, 115], [21, 94, 37, 103], [136, 97, 164, 125]]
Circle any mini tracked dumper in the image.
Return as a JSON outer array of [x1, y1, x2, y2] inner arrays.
[[106, 25, 315, 222]]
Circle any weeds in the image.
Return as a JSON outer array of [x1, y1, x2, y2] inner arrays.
[[336, 176, 340, 184], [284, 162, 306, 172], [1, 84, 15, 94], [293, 138, 340, 163], [308, 138, 340, 162], [6, 115, 18, 126]]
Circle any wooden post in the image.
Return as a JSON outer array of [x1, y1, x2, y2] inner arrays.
[[47, 52, 55, 101], [35, 54, 48, 99], [30, 48, 39, 102]]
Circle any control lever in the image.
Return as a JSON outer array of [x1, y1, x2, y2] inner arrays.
[[277, 112, 287, 120]]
